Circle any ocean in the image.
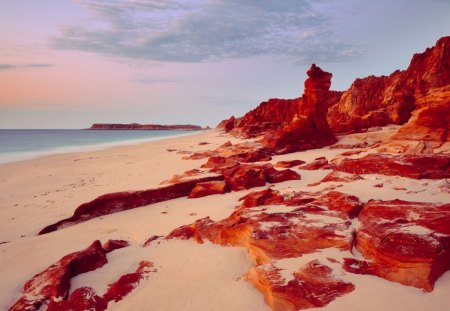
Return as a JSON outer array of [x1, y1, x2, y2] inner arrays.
[[0, 129, 196, 164]]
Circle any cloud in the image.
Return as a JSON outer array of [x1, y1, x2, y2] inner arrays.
[[0, 63, 53, 71], [52, 0, 363, 64]]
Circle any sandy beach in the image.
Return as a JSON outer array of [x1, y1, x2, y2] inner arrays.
[[1, 128, 449, 310]]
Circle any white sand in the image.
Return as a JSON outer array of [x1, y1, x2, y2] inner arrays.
[[0, 128, 449, 310]]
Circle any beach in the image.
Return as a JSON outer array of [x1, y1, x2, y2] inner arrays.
[[1, 128, 449, 310]]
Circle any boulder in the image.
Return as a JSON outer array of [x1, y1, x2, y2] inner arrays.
[[245, 260, 355, 311], [348, 199, 450, 291], [9, 241, 108, 311], [188, 181, 229, 198], [332, 153, 450, 179]]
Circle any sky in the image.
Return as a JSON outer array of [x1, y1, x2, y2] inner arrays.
[[0, 0, 449, 129]]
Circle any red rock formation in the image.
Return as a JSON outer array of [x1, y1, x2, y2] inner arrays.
[[46, 287, 107, 311], [348, 199, 450, 291], [160, 169, 204, 185], [102, 239, 130, 253], [238, 188, 285, 208], [39, 175, 224, 234], [103, 261, 154, 303], [188, 181, 229, 198], [89, 123, 203, 131], [328, 36, 450, 133], [260, 64, 338, 154], [46, 261, 154, 311], [275, 159, 306, 168], [245, 260, 355, 311], [319, 171, 364, 183], [222, 165, 267, 191], [221, 164, 301, 191], [167, 191, 359, 264], [9, 241, 108, 311], [332, 153, 450, 179], [392, 85, 450, 142], [264, 166, 301, 184], [298, 157, 331, 170]]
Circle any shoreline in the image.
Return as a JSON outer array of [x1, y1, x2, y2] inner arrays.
[[1, 126, 449, 310], [0, 129, 202, 165]]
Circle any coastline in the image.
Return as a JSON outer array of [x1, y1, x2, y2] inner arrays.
[[1, 127, 449, 310], [0, 129, 201, 165], [0, 129, 239, 241]]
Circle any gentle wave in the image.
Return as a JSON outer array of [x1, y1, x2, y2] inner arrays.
[[0, 130, 199, 164]]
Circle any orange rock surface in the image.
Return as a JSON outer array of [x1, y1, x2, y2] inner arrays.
[[347, 199, 450, 291], [331, 153, 450, 179], [245, 260, 355, 311]]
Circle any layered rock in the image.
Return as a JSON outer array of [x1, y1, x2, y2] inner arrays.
[[218, 37, 450, 142], [392, 85, 450, 142], [246, 260, 355, 311], [328, 36, 450, 134], [39, 175, 224, 234], [167, 191, 361, 264], [188, 181, 229, 198], [260, 64, 338, 154], [9, 241, 109, 311], [331, 153, 450, 179], [238, 188, 285, 208], [347, 199, 450, 291]]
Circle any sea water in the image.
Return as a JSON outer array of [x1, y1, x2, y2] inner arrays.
[[0, 129, 195, 164]]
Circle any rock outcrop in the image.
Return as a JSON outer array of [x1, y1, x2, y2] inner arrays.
[[39, 175, 224, 234], [218, 36, 450, 142], [9, 241, 108, 311], [246, 260, 355, 311], [331, 153, 450, 179], [328, 36, 450, 134], [347, 199, 450, 292], [260, 64, 338, 154], [89, 123, 203, 131], [392, 85, 450, 142]]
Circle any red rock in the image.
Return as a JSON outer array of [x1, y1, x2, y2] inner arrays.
[[9, 241, 108, 311], [103, 261, 154, 303], [198, 141, 210, 145], [239, 188, 285, 208], [348, 199, 450, 291], [201, 156, 240, 170], [46, 287, 107, 311], [167, 191, 357, 264], [328, 36, 450, 133], [320, 171, 363, 183], [298, 157, 331, 170], [223, 165, 266, 191], [392, 85, 450, 142], [373, 183, 384, 188], [275, 159, 306, 168], [332, 153, 450, 179], [39, 175, 224, 234], [260, 67, 339, 154], [46, 261, 155, 311], [102, 239, 130, 253], [245, 260, 354, 311], [264, 166, 301, 184], [309, 191, 364, 219], [217, 116, 237, 132], [188, 181, 229, 198], [160, 169, 204, 184], [143, 235, 162, 247]]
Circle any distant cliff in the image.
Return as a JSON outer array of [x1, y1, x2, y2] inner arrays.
[[88, 123, 203, 131]]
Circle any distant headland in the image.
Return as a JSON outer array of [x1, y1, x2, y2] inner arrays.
[[87, 123, 204, 131]]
